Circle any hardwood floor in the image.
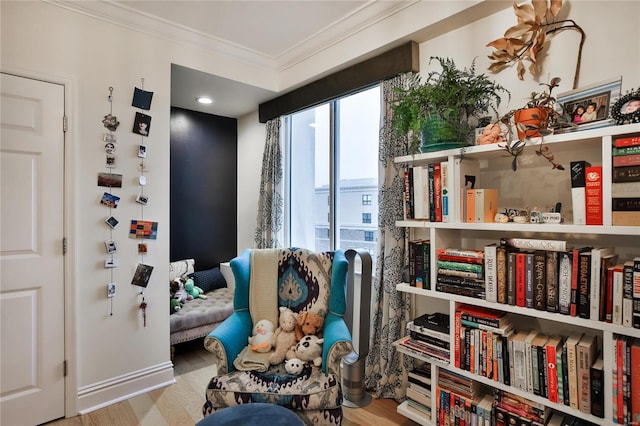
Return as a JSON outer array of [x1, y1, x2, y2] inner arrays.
[[47, 339, 418, 425]]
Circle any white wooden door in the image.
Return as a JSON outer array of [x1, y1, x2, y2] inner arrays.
[[1, 73, 66, 425]]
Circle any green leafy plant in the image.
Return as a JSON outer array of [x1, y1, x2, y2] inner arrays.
[[392, 57, 510, 153], [486, 0, 585, 89]]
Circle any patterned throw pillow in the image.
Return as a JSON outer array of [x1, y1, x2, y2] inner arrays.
[[192, 267, 227, 293]]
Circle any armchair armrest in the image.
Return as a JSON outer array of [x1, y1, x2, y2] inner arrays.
[[204, 310, 252, 374], [322, 312, 352, 375]]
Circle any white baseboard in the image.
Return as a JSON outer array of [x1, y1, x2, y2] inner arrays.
[[77, 361, 175, 414]]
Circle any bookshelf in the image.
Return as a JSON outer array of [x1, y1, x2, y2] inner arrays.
[[395, 123, 640, 426]]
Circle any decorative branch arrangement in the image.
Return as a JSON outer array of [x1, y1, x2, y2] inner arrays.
[[486, 0, 585, 89]]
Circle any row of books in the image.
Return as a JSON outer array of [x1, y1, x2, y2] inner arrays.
[[453, 304, 605, 416], [612, 335, 640, 425], [483, 238, 640, 329], [435, 369, 488, 426], [408, 239, 430, 289], [610, 134, 640, 226], [404, 162, 448, 222]]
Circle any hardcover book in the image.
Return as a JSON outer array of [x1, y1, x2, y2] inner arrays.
[[496, 245, 508, 304], [565, 331, 583, 410], [612, 211, 640, 226], [570, 160, 590, 225], [585, 165, 603, 225], [577, 251, 592, 318], [485, 243, 498, 303], [533, 250, 546, 311], [434, 162, 442, 222], [545, 251, 559, 313], [545, 335, 564, 403], [614, 135, 640, 148], [590, 355, 604, 418], [441, 160, 449, 222], [612, 197, 640, 211], [613, 165, 640, 183], [589, 247, 615, 321], [576, 334, 598, 414], [557, 250, 572, 315], [611, 181, 640, 198], [612, 145, 640, 156], [500, 237, 567, 252], [613, 153, 640, 167]]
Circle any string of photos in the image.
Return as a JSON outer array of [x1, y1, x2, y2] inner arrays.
[[100, 87, 121, 316], [130, 79, 156, 327]]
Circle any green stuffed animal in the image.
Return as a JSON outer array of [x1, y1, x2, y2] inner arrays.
[[170, 298, 182, 314], [184, 278, 208, 300]]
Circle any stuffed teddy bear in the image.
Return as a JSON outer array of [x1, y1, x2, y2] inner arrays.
[[292, 335, 324, 367], [294, 311, 324, 341], [284, 357, 304, 375], [248, 319, 275, 353], [184, 277, 208, 300], [269, 307, 298, 365], [476, 123, 505, 145]]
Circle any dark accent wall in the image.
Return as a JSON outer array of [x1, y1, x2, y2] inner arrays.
[[170, 107, 237, 271]]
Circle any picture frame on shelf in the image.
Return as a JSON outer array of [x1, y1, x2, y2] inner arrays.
[[610, 87, 640, 125], [556, 76, 622, 131]]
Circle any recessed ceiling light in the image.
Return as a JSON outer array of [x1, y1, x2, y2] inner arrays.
[[196, 96, 213, 105]]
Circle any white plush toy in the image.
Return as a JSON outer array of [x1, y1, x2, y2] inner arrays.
[[248, 319, 275, 353], [293, 335, 324, 367], [284, 357, 304, 375]]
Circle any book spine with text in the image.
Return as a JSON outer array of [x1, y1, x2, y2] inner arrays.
[[485, 243, 497, 303], [577, 252, 592, 318], [570, 160, 590, 225], [534, 250, 546, 311], [558, 251, 572, 315], [612, 145, 640, 156], [613, 165, 640, 182], [427, 163, 435, 222], [516, 252, 526, 307], [546, 250, 559, 312], [613, 153, 640, 167], [496, 245, 508, 304], [441, 160, 449, 222], [612, 197, 640, 211], [585, 165, 603, 225], [614, 135, 640, 148], [623, 261, 634, 327], [434, 162, 442, 222], [500, 237, 567, 252], [633, 257, 640, 329]]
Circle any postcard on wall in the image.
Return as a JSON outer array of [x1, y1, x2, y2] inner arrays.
[[101, 192, 120, 208], [97, 172, 122, 188], [132, 87, 153, 110], [131, 263, 153, 288], [129, 219, 158, 240]]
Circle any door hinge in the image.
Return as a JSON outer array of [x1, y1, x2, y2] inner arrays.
[[63, 237, 67, 255], [64, 360, 68, 377], [63, 115, 68, 133]]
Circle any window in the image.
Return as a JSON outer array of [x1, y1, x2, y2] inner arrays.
[[284, 85, 380, 258], [362, 213, 371, 224]]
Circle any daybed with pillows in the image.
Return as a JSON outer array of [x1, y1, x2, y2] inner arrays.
[[169, 258, 235, 348]]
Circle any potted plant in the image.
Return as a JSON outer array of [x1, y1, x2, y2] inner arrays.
[[392, 57, 510, 153], [486, 0, 585, 90], [496, 77, 575, 171]]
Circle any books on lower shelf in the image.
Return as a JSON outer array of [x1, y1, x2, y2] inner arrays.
[[612, 135, 640, 226], [403, 314, 450, 362]]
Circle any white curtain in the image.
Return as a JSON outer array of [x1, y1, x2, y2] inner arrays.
[[254, 118, 284, 248], [364, 74, 414, 399]]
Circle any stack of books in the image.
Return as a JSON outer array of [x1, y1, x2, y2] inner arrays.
[[611, 133, 640, 226], [436, 369, 488, 426], [400, 312, 450, 363], [436, 248, 485, 299], [405, 362, 432, 419], [403, 162, 448, 223]]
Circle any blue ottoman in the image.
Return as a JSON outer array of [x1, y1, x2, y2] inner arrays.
[[197, 402, 304, 426]]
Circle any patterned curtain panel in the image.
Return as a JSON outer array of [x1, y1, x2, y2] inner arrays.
[[254, 118, 284, 249], [364, 74, 413, 399]]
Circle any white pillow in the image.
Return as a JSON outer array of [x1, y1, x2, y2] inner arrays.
[[169, 258, 195, 282]]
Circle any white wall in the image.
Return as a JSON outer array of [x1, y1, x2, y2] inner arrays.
[[2, 0, 639, 417]]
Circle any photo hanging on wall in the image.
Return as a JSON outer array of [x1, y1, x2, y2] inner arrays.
[[132, 87, 153, 110], [131, 263, 154, 288], [133, 112, 151, 137], [611, 87, 640, 125]]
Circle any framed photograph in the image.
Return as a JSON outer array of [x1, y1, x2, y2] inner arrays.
[[135, 193, 148, 205], [131, 263, 154, 288], [138, 144, 147, 158], [556, 77, 622, 131], [105, 239, 117, 254], [105, 257, 119, 268], [107, 282, 116, 298], [101, 192, 120, 208], [97, 172, 122, 188], [132, 112, 151, 137], [105, 215, 119, 229], [611, 87, 640, 125]]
